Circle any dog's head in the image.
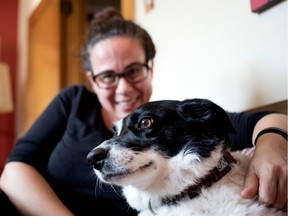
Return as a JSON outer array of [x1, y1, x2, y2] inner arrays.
[[87, 99, 235, 190]]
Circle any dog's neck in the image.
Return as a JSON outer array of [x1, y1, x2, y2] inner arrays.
[[161, 151, 236, 206]]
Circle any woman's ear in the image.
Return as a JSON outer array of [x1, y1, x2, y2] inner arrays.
[[149, 60, 154, 69], [86, 71, 94, 85], [149, 60, 154, 77], [85, 71, 94, 87]]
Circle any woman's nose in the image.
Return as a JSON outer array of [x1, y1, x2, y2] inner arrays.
[[115, 76, 134, 93]]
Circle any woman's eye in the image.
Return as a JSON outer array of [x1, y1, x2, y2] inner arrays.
[[139, 118, 154, 129], [127, 67, 141, 78], [99, 72, 116, 82]]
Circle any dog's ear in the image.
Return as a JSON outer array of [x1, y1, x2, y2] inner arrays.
[[178, 98, 236, 134]]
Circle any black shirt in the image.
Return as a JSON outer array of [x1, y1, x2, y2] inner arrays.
[[6, 85, 270, 215]]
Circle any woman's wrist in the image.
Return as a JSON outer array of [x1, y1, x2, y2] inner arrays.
[[254, 127, 288, 146]]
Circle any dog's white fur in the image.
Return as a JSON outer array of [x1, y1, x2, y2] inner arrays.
[[93, 139, 284, 216]]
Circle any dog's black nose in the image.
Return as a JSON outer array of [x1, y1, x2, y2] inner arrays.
[[86, 148, 108, 170]]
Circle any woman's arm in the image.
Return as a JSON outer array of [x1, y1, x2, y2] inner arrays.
[[241, 113, 287, 209], [0, 162, 74, 216], [0, 86, 82, 215]]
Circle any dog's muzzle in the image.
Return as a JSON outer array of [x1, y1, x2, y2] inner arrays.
[[86, 148, 108, 170]]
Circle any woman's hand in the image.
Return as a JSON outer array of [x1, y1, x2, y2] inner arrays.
[[241, 113, 287, 210]]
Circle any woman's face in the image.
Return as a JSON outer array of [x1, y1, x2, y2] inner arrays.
[[87, 36, 153, 124]]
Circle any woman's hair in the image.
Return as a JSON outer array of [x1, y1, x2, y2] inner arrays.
[[81, 7, 156, 72]]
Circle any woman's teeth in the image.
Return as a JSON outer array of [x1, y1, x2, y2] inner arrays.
[[116, 98, 137, 105]]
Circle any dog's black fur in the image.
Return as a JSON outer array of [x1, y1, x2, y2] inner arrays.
[[115, 99, 235, 157]]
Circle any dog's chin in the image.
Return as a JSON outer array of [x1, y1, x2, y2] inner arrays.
[[96, 161, 154, 185]]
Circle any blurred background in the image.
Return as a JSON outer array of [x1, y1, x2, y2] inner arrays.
[[0, 0, 286, 173]]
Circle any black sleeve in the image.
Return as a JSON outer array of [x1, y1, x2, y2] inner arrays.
[[6, 86, 80, 174], [227, 111, 273, 151]]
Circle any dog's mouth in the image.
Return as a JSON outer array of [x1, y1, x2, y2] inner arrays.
[[102, 161, 153, 182]]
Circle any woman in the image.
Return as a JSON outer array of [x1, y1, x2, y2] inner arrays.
[[0, 7, 287, 216]]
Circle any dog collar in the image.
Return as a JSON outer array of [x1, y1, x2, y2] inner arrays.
[[162, 151, 236, 206]]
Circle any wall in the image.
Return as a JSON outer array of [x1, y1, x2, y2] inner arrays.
[[135, 0, 287, 112], [16, 0, 41, 138], [0, 0, 18, 172]]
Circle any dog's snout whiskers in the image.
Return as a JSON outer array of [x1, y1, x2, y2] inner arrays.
[[86, 148, 108, 170]]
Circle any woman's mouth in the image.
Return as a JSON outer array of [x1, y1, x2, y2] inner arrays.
[[116, 97, 139, 106]]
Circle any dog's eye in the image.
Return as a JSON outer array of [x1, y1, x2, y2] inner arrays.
[[138, 118, 154, 129]]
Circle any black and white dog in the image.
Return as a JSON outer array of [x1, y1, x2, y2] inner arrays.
[[87, 99, 285, 216]]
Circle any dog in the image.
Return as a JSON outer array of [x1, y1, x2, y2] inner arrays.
[[87, 99, 285, 216]]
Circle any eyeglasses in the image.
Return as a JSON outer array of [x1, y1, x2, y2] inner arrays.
[[91, 62, 151, 89]]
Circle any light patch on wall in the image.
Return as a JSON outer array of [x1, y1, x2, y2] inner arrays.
[[145, 0, 154, 13]]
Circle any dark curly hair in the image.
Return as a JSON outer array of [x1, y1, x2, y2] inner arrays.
[[81, 7, 156, 72]]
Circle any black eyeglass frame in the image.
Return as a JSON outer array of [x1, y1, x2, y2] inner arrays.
[[91, 61, 152, 89]]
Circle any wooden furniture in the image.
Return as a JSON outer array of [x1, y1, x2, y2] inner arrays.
[[245, 100, 287, 114]]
